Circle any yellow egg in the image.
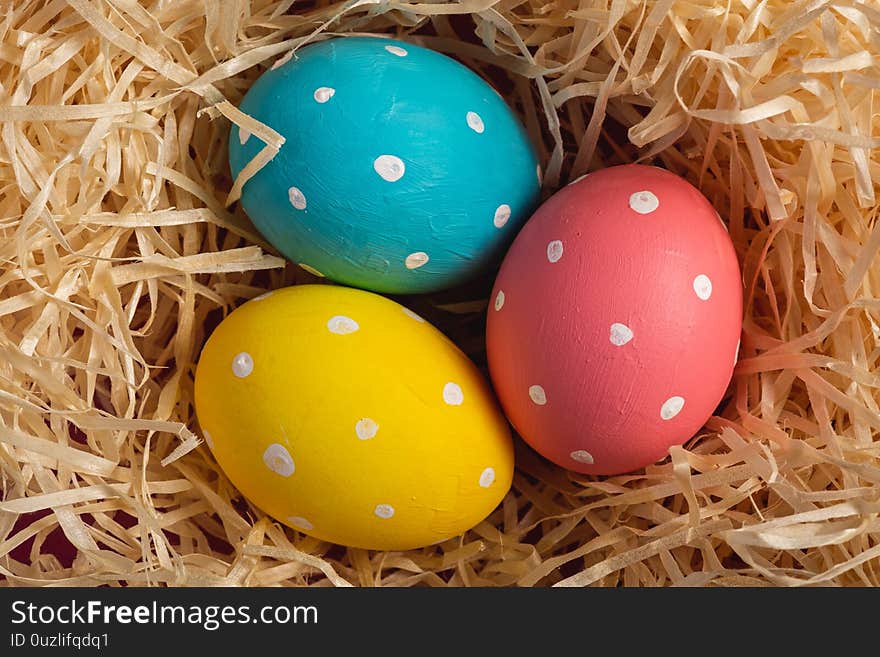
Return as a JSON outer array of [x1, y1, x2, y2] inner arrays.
[[194, 284, 513, 550]]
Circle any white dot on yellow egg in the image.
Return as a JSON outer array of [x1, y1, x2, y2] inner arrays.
[[287, 516, 313, 531], [231, 352, 253, 378], [313, 86, 335, 103], [609, 323, 634, 346], [529, 385, 547, 405], [546, 240, 563, 263], [479, 467, 495, 488], [405, 251, 429, 270], [494, 204, 511, 228], [374, 504, 395, 519], [629, 190, 659, 214], [374, 154, 405, 182], [263, 443, 295, 477], [355, 418, 379, 440], [494, 290, 505, 311], [327, 315, 359, 335], [466, 111, 485, 134], [570, 450, 594, 464], [384, 45, 408, 57], [660, 396, 685, 420], [693, 274, 713, 300], [443, 382, 464, 406], [402, 307, 425, 322], [288, 186, 307, 210]]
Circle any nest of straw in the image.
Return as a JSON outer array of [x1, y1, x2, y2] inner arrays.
[[1, 0, 879, 587]]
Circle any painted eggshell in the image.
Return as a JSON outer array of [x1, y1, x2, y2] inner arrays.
[[486, 164, 742, 475], [229, 36, 541, 294], [194, 285, 513, 550]]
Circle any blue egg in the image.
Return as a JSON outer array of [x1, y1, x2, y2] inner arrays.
[[229, 37, 541, 294]]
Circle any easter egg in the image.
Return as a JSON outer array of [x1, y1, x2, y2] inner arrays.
[[229, 36, 541, 294], [194, 285, 513, 550], [486, 164, 742, 475]]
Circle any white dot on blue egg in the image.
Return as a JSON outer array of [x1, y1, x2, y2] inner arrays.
[[288, 186, 307, 210], [374, 155, 405, 182], [405, 252, 429, 270], [494, 204, 511, 228], [384, 45, 407, 57], [313, 87, 335, 103], [467, 111, 485, 134]]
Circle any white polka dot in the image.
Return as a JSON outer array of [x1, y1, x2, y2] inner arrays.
[[443, 382, 464, 406], [693, 274, 713, 300], [568, 173, 589, 186], [238, 127, 250, 145], [494, 290, 505, 311], [288, 186, 307, 210], [327, 315, 359, 335], [609, 323, 634, 346], [252, 290, 274, 301], [546, 240, 564, 263], [298, 263, 325, 277], [479, 467, 495, 488], [263, 443, 295, 477], [493, 204, 511, 228], [405, 251, 429, 269], [466, 111, 485, 133], [373, 154, 405, 182], [570, 450, 594, 464], [313, 86, 335, 103], [629, 190, 659, 214], [287, 516, 313, 531], [355, 418, 379, 440], [402, 307, 425, 322], [271, 51, 293, 70], [529, 385, 547, 405], [203, 430, 214, 449], [384, 45, 408, 57], [374, 504, 395, 519], [231, 352, 253, 378], [660, 396, 685, 420]]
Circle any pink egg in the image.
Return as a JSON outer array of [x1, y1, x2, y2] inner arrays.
[[486, 164, 742, 475]]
